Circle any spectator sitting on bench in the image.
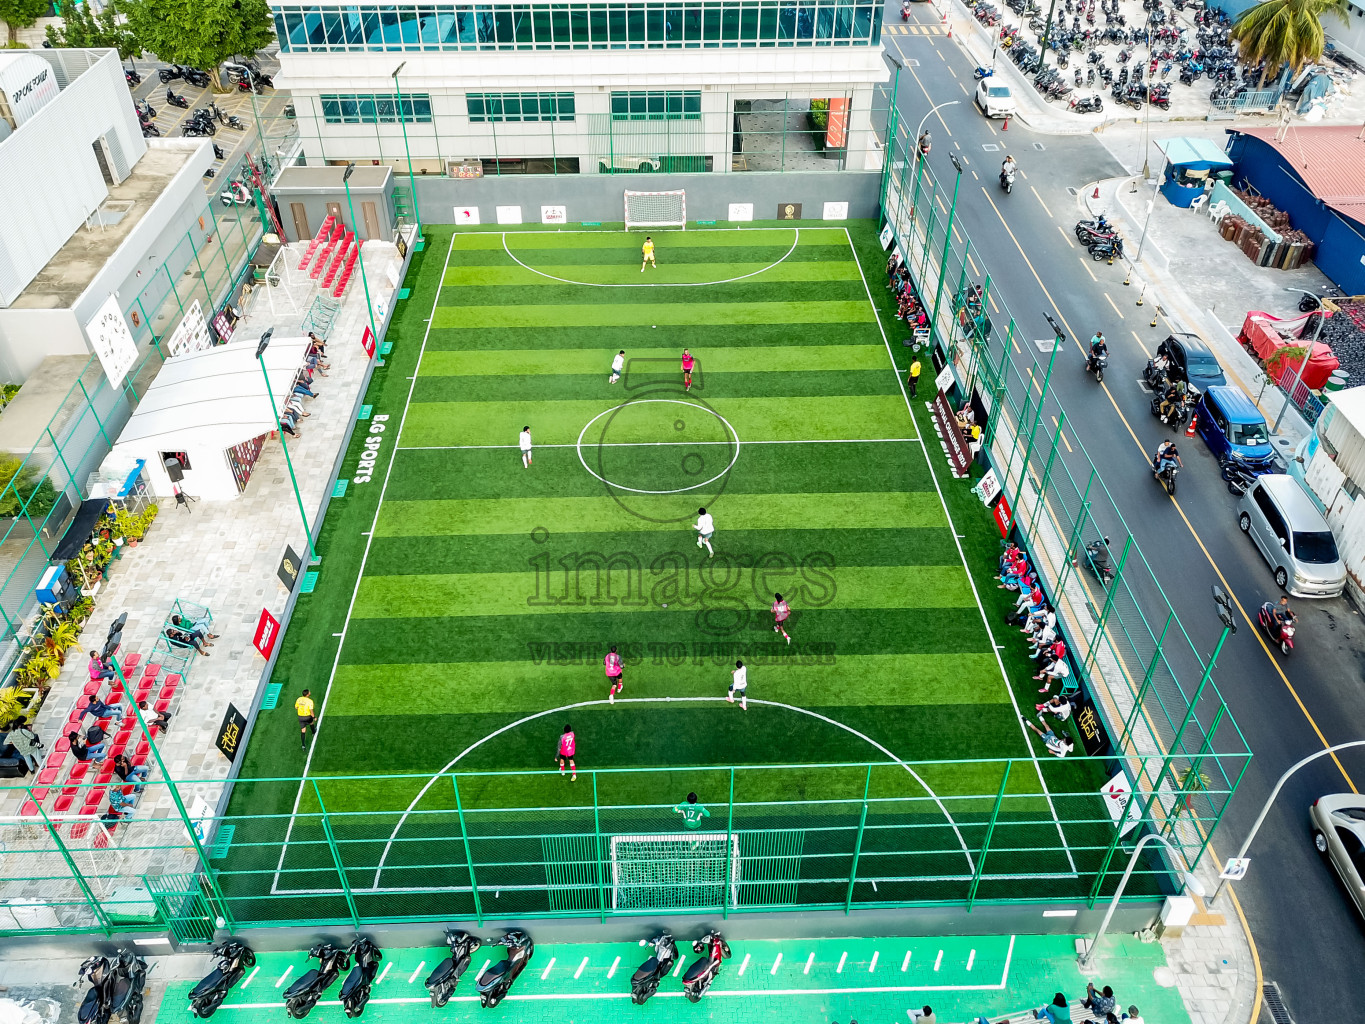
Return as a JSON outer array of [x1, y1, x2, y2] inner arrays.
[[1034, 694, 1074, 722], [164, 614, 216, 655], [106, 787, 138, 820], [69, 731, 105, 763], [137, 700, 171, 733], [85, 696, 125, 721], [88, 651, 116, 682]]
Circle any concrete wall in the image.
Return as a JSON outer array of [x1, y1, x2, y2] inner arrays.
[[0, 49, 147, 308], [0, 308, 86, 383], [413, 170, 882, 224], [273, 180, 397, 242]]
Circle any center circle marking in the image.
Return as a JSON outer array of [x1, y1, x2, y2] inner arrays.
[[576, 399, 741, 495]]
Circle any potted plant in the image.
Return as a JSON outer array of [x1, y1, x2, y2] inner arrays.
[[44, 619, 81, 665], [0, 686, 28, 726], [17, 649, 60, 692], [69, 597, 94, 625], [137, 503, 159, 539]]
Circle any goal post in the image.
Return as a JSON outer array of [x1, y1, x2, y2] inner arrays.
[[624, 190, 687, 231], [609, 831, 740, 910]]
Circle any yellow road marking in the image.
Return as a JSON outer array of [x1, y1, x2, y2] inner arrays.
[[1080, 259, 1097, 282], [1058, 225, 1075, 249], [1104, 292, 1125, 319], [1051, 415, 1074, 452], [1030, 185, 1051, 218], [1130, 330, 1152, 358]]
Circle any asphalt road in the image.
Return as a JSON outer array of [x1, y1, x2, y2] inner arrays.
[[884, 8, 1365, 1021]]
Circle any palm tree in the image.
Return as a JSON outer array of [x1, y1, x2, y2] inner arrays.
[[1231, 0, 1351, 88]]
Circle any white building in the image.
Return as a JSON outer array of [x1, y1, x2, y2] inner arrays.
[[1296, 387, 1365, 605], [271, 1, 890, 177]]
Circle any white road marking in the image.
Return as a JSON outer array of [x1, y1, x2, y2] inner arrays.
[[375, 963, 391, 984], [574, 957, 589, 979], [967, 949, 976, 971], [902, 951, 912, 972], [541, 957, 557, 980], [477, 960, 490, 980], [771, 953, 783, 975], [608, 956, 620, 979], [837, 952, 847, 974], [869, 951, 879, 973], [738, 954, 751, 976], [933, 950, 943, 972], [673, 959, 686, 977], [274, 966, 293, 988], [407, 962, 425, 984], [804, 953, 815, 975], [240, 967, 259, 989]]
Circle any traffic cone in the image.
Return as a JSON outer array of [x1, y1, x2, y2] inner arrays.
[[1185, 414, 1198, 438], [1092, 185, 1100, 199], [1002, 115, 1010, 130]]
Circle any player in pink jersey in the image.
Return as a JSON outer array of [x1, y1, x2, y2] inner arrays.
[[681, 349, 694, 391], [771, 592, 791, 644], [605, 644, 624, 703], [556, 723, 577, 781]]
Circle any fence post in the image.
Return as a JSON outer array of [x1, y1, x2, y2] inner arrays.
[[966, 760, 1011, 911], [452, 775, 484, 926], [722, 768, 735, 919], [843, 764, 872, 915], [909, 152, 928, 232], [312, 780, 359, 930], [1082, 536, 1132, 675], [1119, 612, 1173, 752], [1163, 703, 1223, 849], [1053, 469, 1095, 596], [592, 772, 607, 924], [917, 205, 938, 285], [76, 380, 113, 448], [1027, 410, 1065, 531], [32, 798, 114, 935], [1086, 765, 1149, 906]]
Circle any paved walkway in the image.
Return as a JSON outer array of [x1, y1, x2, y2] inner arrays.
[[0, 240, 401, 850], [0, 934, 1189, 1024]]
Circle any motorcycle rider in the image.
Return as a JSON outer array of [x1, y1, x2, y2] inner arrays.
[[1000, 154, 1017, 186], [1158, 378, 1187, 421], [1153, 439, 1182, 476], [918, 130, 932, 156], [1086, 332, 1108, 372], [1272, 594, 1297, 636]]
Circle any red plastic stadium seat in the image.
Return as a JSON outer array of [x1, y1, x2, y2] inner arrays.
[[160, 675, 181, 698], [153, 698, 170, 714], [83, 681, 103, 697], [130, 752, 148, 768], [133, 738, 149, 759], [53, 737, 70, 754], [75, 695, 91, 711], [53, 793, 74, 814], [45, 750, 67, 770], [134, 684, 153, 704], [69, 762, 89, 783], [20, 800, 38, 817], [36, 767, 59, 787], [122, 653, 142, 673], [95, 768, 113, 786], [142, 664, 161, 681], [114, 728, 132, 748]]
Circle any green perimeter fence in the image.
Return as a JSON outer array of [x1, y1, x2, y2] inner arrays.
[[879, 121, 1252, 867], [0, 752, 1247, 939]]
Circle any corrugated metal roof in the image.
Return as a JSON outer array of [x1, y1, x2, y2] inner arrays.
[[1156, 136, 1234, 168], [1234, 126, 1365, 215]]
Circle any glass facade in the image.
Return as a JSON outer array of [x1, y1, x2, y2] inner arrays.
[[610, 90, 701, 119], [467, 91, 576, 121], [320, 93, 434, 123], [274, 1, 879, 52]]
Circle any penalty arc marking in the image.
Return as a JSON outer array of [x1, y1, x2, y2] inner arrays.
[[365, 697, 977, 891]]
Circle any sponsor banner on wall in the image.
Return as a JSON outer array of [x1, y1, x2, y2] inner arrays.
[[823, 201, 849, 221], [728, 203, 754, 222], [454, 206, 481, 225], [496, 205, 522, 224], [166, 300, 212, 357], [541, 205, 567, 225]]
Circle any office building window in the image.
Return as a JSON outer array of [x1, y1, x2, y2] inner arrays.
[[610, 90, 701, 120], [319, 92, 433, 123], [467, 91, 576, 122]]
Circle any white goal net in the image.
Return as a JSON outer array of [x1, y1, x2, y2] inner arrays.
[[624, 190, 687, 230], [610, 832, 740, 910]]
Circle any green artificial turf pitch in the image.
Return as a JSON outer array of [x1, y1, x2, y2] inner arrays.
[[225, 223, 1129, 923]]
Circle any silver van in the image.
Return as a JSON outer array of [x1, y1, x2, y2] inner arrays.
[[1237, 474, 1346, 597]]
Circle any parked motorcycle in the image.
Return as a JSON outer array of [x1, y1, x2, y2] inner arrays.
[[1074, 214, 1114, 242], [158, 64, 185, 83], [182, 66, 211, 88], [425, 930, 481, 1008], [76, 950, 149, 1024], [1069, 93, 1103, 112], [1085, 537, 1115, 586], [974, 65, 994, 79], [283, 944, 351, 1019], [1257, 601, 1295, 654], [166, 87, 190, 108], [631, 932, 679, 1005], [476, 930, 534, 1009], [220, 181, 252, 207], [189, 941, 255, 1018], [1221, 452, 1258, 496], [1088, 236, 1124, 262], [124, 67, 142, 87], [339, 938, 382, 1018], [682, 929, 731, 1003]]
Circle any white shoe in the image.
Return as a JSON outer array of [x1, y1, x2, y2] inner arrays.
[[609, 691, 615, 704], [786, 634, 791, 644], [727, 696, 733, 703]]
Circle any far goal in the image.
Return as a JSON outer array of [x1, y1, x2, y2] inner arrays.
[[624, 190, 687, 231], [610, 832, 739, 910]]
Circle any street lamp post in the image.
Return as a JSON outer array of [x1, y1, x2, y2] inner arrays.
[[928, 153, 965, 336], [1078, 831, 1205, 968], [1209, 739, 1365, 908], [912, 100, 960, 183], [342, 162, 381, 346], [391, 61, 424, 243], [256, 329, 318, 563], [223, 62, 271, 179]]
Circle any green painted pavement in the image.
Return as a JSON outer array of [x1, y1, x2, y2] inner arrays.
[[151, 934, 1188, 1024], [431, 301, 877, 330], [418, 345, 895, 376], [400, 395, 910, 446], [443, 261, 861, 287], [327, 653, 1006, 714], [374, 491, 949, 537], [351, 565, 976, 619]]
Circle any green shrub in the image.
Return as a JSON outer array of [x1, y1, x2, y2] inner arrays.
[[0, 454, 59, 521], [809, 97, 830, 132]]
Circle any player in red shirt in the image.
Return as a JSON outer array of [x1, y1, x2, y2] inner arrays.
[[556, 723, 576, 781], [605, 644, 624, 703], [681, 349, 694, 391], [771, 592, 791, 644]]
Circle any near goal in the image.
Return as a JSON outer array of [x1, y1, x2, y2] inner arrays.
[[624, 190, 687, 231], [610, 832, 740, 910]]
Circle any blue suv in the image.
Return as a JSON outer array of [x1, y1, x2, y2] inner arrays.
[[1196, 385, 1274, 468]]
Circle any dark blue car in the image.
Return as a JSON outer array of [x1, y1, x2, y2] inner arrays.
[[1196, 385, 1274, 468]]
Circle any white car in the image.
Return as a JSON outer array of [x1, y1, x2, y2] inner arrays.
[[976, 80, 1017, 117]]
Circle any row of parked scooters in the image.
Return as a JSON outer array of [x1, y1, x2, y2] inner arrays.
[[172, 928, 734, 1020]]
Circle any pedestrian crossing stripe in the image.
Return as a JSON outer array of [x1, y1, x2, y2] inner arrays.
[[885, 24, 945, 33]]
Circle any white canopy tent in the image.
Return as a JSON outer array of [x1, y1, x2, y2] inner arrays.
[[106, 337, 311, 500]]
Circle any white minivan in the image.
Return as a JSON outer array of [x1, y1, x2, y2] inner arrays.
[[1237, 474, 1346, 597]]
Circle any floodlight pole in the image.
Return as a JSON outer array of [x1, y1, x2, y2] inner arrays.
[[257, 329, 318, 563], [391, 62, 424, 242], [343, 163, 381, 347], [1078, 832, 1203, 968]]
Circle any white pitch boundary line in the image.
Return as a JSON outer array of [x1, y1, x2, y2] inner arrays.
[[771, 952, 782, 975], [364, 696, 975, 889], [499, 228, 801, 289], [844, 226, 1078, 877], [270, 230, 459, 896], [398, 437, 919, 451], [407, 962, 425, 984]]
